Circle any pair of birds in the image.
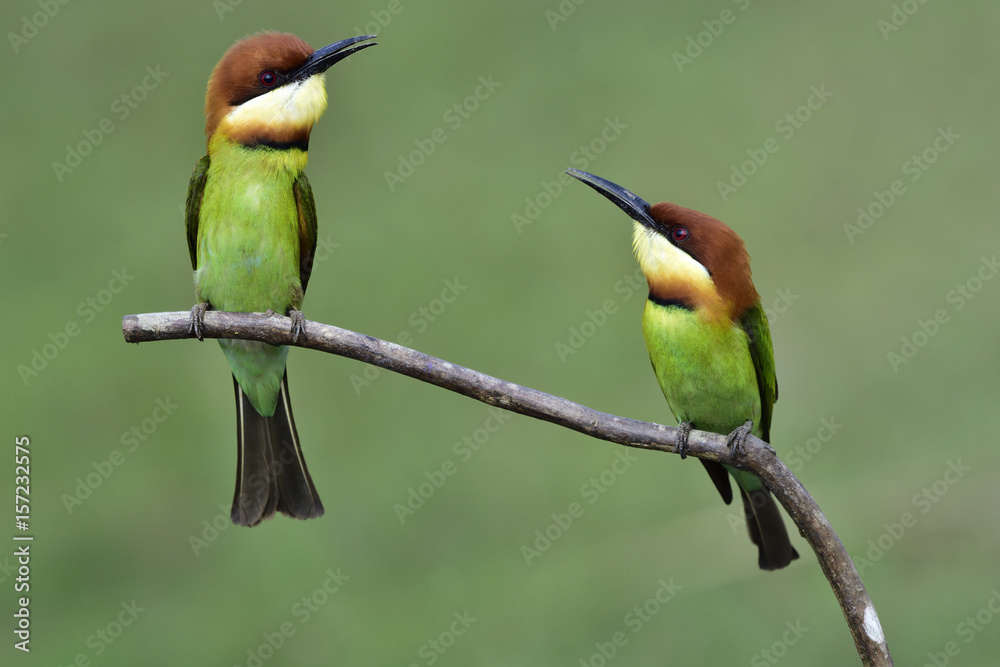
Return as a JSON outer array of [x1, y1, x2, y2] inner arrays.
[[187, 32, 798, 570]]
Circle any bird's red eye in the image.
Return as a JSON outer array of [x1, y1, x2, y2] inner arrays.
[[259, 71, 277, 87], [672, 226, 689, 242]]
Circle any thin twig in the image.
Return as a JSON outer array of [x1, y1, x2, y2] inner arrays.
[[122, 310, 892, 666]]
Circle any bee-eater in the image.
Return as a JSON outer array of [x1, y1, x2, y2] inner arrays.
[[185, 32, 376, 526], [567, 168, 799, 570]]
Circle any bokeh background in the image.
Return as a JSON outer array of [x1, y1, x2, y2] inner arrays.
[[3, 1, 998, 664]]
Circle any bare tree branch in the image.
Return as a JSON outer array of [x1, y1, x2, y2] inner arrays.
[[122, 310, 892, 666]]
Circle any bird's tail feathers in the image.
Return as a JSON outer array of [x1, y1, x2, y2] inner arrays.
[[740, 487, 799, 570], [231, 373, 324, 527]]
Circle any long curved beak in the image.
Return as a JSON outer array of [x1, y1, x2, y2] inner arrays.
[[566, 168, 656, 230], [292, 35, 378, 81]]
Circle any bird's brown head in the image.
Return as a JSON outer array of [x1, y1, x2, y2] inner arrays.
[[204, 32, 376, 147], [566, 169, 759, 322]]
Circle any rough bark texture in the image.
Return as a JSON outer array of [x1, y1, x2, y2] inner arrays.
[[123, 310, 893, 666]]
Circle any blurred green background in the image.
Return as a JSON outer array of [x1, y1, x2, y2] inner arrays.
[[2, 0, 998, 664]]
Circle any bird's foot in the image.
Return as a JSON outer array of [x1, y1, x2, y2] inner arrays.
[[189, 302, 209, 341], [676, 421, 693, 460], [726, 420, 754, 459], [288, 308, 305, 343]]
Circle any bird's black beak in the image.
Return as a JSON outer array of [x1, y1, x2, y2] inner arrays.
[[292, 35, 378, 81], [566, 168, 657, 230]]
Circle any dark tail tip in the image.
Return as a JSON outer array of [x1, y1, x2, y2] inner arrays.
[[231, 373, 323, 527], [742, 488, 799, 570], [271, 371, 324, 520]]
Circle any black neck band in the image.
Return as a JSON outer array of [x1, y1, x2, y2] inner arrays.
[[648, 294, 694, 311]]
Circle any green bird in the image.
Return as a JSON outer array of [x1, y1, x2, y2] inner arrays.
[[186, 32, 376, 526], [567, 169, 798, 569]]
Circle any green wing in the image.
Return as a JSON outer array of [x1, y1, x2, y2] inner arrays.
[[185, 155, 211, 270], [740, 302, 778, 442], [293, 172, 318, 294]]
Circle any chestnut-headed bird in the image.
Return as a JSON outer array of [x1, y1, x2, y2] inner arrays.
[[567, 168, 798, 569], [186, 32, 376, 526]]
